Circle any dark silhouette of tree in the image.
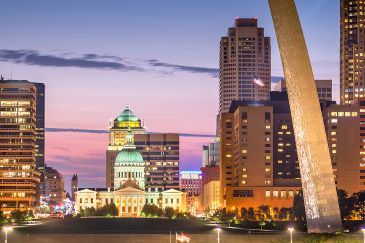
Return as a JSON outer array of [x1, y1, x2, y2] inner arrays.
[[292, 190, 306, 222], [337, 189, 351, 220], [247, 207, 255, 221], [163, 207, 175, 219], [142, 204, 162, 217], [278, 207, 291, 221], [349, 191, 365, 220]]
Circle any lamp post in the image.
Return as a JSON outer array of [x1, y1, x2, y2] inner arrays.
[[216, 226, 221, 243], [288, 227, 294, 243], [361, 228, 365, 243], [3, 226, 12, 243]]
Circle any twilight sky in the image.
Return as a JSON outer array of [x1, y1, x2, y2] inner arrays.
[[0, 0, 339, 192]]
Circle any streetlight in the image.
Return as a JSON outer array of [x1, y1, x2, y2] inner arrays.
[[361, 228, 365, 243], [215, 226, 221, 243], [288, 227, 294, 243], [3, 226, 12, 243]]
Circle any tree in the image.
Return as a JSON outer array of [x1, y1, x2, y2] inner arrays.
[[241, 207, 248, 221], [349, 191, 365, 220], [142, 204, 162, 217], [337, 189, 351, 220], [292, 191, 306, 222], [256, 205, 271, 221], [164, 207, 175, 219], [96, 203, 118, 217], [247, 207, 255, 221], [10, 210, 23, 222], [278, 208, 291, 221], [84, 207, 96, 217]]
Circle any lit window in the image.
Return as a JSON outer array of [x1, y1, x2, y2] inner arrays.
[[331, 112, 337, 117], [331, 119, 337, 123], [338, 112, 344, 116], [226, 154, 232, 158], [265, 191, 271, 197], [273, 191, 279, 197], [281, 125, 288, 130], [265, 155, 271, 160], [242, 180, 246, 184], [242, 149, 247, 154]]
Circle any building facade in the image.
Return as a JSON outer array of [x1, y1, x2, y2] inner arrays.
[[203, 181, 221, 210], [220, 98, 301, 210], [340, 0, 365, 104], [135, 133, 180, 192], [179, 171, 202, 197], [114, 130, 145, 190], [33, 83, 45, 195], [202, 137, 220, 167], [0, 80, 41, 212], [323, 103, 364, 194], [219, 18, 271, 114], [274, 79, 332, 101], [44, 166, 65, 205], [106, 106, 146, 188]]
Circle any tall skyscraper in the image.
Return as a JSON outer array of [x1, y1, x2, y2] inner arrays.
[[33, 83, 45, 194], [340, 0, 365, 104], [219, 18, 271, 114], [106, 106, 146, 188], [0, 80, 41, 212]]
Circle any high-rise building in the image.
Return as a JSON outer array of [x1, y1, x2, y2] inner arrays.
[[0, 80, 41, 212], [106, 106, 146, 188], [322, 103, 362, 195], [44, 166, 65, 205], [219, 18, 271, 114], [340, 0, 365, 104], [274, 79, 332, 101], [135, 133, 180, 192], [0, 80, 45, 195], [202, 137, 220, 167], [33, 83, 45, 195]]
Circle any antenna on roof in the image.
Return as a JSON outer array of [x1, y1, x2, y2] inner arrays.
[[10, 68, 12, 80], [0, 75, 4, 83]]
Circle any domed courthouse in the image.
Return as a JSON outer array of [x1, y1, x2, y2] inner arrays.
[[75, 106, 186, 217]]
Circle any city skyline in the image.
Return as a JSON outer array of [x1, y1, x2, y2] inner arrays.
[[0, 0, 340, 191]]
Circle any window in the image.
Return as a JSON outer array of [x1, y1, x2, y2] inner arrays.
[[91, 198, 94, 203], [80, 198, 82, 203], [281, 191, 286, 198], [165, 198, 168, 204], [273, 191, 279, 197], [265, 191, 271, 198], [85, 198, 88, 203]]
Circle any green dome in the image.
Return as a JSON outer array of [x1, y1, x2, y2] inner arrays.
[[115, 106, 140, 122], [115, 148, 144, 164]]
